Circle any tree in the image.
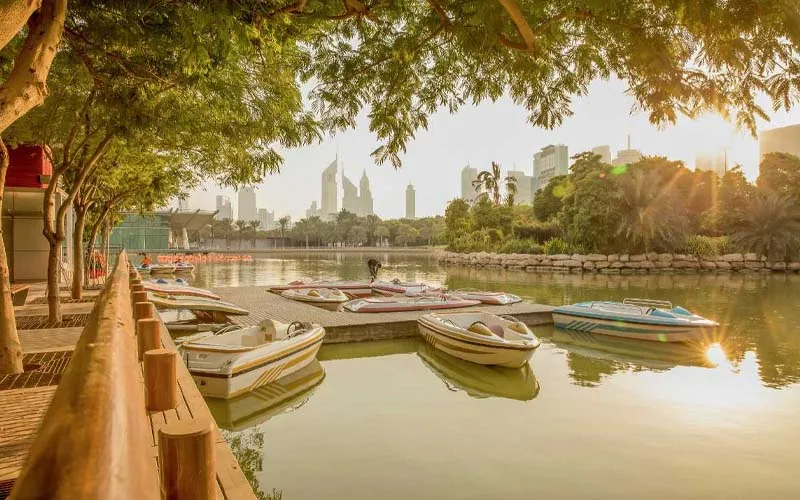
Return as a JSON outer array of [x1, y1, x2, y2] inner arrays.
[[248, 220, 261, 246], [375, 225, 390, 246], [504, 174, 518, 207], [395, 224, 419, 247], [235, 220, 247, 248], [348, 225, 368, 246], [758, 153, 800, 202], [732, 193, 800, 261], [702, 166, 755, 235], [277, 216, 291, 240], [444, 198, 471, 243], [533, 175, 571, 221]]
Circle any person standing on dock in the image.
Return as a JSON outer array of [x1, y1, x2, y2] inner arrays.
[[367, 258, 382, 282]]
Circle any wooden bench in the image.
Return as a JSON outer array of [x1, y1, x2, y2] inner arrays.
[[11, 285, 29, 306]]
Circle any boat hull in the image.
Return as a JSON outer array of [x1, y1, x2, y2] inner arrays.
[[344, 297, 480, 313], [451, 292, 521, 305], [553, 312, 711, 342], [143, 283, 220, 300], [186, 328, 325, 399], [418, 321, 535, 368]]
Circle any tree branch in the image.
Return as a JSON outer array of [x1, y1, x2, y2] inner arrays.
[[426, 0, 452, 28], [496, 0, 537, 51], [0, 0, 42, 51]]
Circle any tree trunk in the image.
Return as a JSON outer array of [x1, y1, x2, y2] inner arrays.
[[46, 237, 60, 322], [0, 138, 22, 373], [71, 203, 87, 299]]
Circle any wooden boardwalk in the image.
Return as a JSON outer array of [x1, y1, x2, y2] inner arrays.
[[19, 327, 83, 353], [149, 318, 257, 499], [212, 286, 554, 343], [0, 387, 56, 483]]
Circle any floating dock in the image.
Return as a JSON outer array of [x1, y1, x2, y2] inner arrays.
[[212, 286, 554, 343]]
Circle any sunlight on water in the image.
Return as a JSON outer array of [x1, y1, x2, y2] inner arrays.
[[185, 252, 800, 499]]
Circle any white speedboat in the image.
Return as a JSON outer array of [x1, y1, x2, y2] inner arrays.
[[180, 320, 325, 399], [344, 295, 480, 313], [371, 279, 444, 296], [449, 289, 522, 305], [137, 263, 176, 275], [417, 312, 540, 368], [281, 288, 348, 308], [148, 293, 248, 316], [269, 280, 372, 296], [553, 298, 719, 342], [143, 281, 220, 300], [173, 262, 195, 273]]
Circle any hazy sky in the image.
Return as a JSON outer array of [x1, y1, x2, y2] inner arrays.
[[182, 77, 800, 221]]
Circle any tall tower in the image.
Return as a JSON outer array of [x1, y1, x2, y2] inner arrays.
[[406, 184, 416, 219], [359, 169, 374, 216], [341, 170, 359, 214], [237, 187, 257, 221], [461, 165, 478, 201], [321, 159, 338, 218]]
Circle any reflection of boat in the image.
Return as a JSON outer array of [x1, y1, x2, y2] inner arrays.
[[418, 312, 540, 368], [371, 280, 444, 296], [207, 360, 326, 431], [148, 293, 248, 315], [318, 338, 418, 361], [449, 289, 521, 305], [281, 288, 348, 308], [180, 320, 325, 399], [269, 280, 372, 296], [143, 281, 220, 300], [417, 343, 540, 401], [551, 329, 712, 369], [553, 298, 718, 342], [344, 295, 480, 313]]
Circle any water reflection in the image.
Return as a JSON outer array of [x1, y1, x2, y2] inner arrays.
[[416, 342, 540, 401], [208, 360, 326, 431]]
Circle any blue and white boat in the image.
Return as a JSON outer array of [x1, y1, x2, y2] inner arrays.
[[552, 298, 718, 342]]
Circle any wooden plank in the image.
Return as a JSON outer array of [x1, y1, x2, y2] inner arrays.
[[13, 301, 95, 317], [0, 386, 57, 482], [19, 327, 83, 353]]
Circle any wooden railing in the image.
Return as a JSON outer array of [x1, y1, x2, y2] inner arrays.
[[11, 251, 159, 499]]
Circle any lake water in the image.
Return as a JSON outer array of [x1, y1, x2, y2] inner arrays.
[[187, 252, 800, 499]]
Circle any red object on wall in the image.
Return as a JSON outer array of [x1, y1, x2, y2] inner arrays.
[[4, 144, 52, 189]]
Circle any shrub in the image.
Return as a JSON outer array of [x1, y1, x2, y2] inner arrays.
[[543, 237, 584, 255], [684, 235, 730, 257], [497, 239, 544, 254], [513, 219, 562, 243]]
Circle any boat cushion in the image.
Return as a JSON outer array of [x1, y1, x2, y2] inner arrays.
[[308, 290, 322, 297], [467, 323, 495, 336], [241, 332, 262, 347], [488, 324, 505, 338], [508, 322, 528, 335], [259, 319, 282, 341]]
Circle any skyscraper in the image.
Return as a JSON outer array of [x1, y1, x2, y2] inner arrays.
[[759, 124, 800, 168], [342, 171, 359, 213], [215, 195, 232, 220], [533, 144, 569, 192], [507, 170, 534, 205], [321, 159, 338, 218], [612, 135, 643, 166], [257, 208, 275, 230], [591, 145, 612, 164], [359, 170, 374, 216], [695, 151, 727, 177], [461, 165, 478, 201], [238, 187, 257, 221], [406, 184, 416, 219]]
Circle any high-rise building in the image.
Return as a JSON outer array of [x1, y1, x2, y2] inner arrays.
[[533, 144, 569, 193], [257, 208, 275, 230], [238, 187, 257, 222], [461, 165, 479, 201], [759, 124, 800, 169], [342, 172, 359, 213], [592, 145, 612, 164], [612, 136, 643, 166], [306, 201, 322, 219], [359, 170, 374, 216], [321, 159, 338, 218], [507, 170, 534, 205], [695, 151, 727, 177], [215, 195, 232, 220], [406, 184, 416, 219]]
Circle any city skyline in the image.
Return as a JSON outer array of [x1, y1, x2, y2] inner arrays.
[[180, 78, 800, 221]]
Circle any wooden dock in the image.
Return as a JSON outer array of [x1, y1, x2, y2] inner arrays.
[[212, 286, 554, 343]]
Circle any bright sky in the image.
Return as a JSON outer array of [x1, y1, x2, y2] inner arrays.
[[182, 77, 800, 221]]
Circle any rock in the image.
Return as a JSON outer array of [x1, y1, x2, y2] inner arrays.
[[743, 253, 759, 262], [769, 262, 787, 271], [583, 261, 595, 270], [585, 254, 607, 262], [716, 261, 731, 270], [685, 255, 699, 263], [630, 254, 646, 262], [550, 254, 570, 260], [600, 268, 621, 274], [640, 261, 655, 269], [570, 254, 586, 262], [730, 261, 744, 270], [673, 254, 688, 261], [539, 259, 553, 267], [685, 261, 701, 269], [625, 261, 642, 269], [658, 253, 674, 262], [654, 261, 672, 268], [569, 268, 583, 274], [744, 261, 764, 269], [608, 254, 620, 262], [594, 261, 611, 269], [646, 252, 659, 261], [788, 262, 800, 271], [722, 253, 744, 262], [701, 261, 717, 269], [522, 257, 541, 267], [610, 261, 625, 269], [619, 254, 630, 262]]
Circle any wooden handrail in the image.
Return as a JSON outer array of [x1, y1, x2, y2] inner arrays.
[[11, 251, 159, 499]]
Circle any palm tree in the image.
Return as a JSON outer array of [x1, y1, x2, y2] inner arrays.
[[504, 174, 518, 206], [732, 192, 800, 261], [278, 216, 291, 247], [234, 220, 247, 248], [248, 220, 260, 247], [376, 225, 390, 246], [615, 169, 688, 252], [473, 162, 502, 204]]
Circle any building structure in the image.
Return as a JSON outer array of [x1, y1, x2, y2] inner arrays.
[[461, 165, 479, 201], [506, 170, 534, 205], [306, 201, 322, 219], [759, 124, 800, 169], [109, 209, 216, 251], [321, 159, 338, 219], [342, 172, 359, 214], [695, 151, 727, 177], [237, 187, 257, 222], [215, 195, 233, 220], [359, 170, 374, 216], [591, 145, 612, 164], [405, 184, 416, 219], [258, 208, 275, 230], [532, 144, 569, 192], [612, 136, 643, 166]]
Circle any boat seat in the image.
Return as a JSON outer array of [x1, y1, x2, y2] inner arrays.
[[241, 332, 263, 347], [259, 319, 287, 340], [308, 290, 322, 297], [468, 322, 496, 337]]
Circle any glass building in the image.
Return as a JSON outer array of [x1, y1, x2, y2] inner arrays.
[[109, 213, 171, 251]]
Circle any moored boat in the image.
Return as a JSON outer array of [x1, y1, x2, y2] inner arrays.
[[179, 319, 325, 399], [553, 298, 719, 342], [137, 263, 176, 275], [344, 295, 480, 313], [143, 281, 220, 300], [281, 288, 348, 308], [417, 311, 540, 368], [148, 293, 249, 316], [371, 279, 444, 296], [269, 280, 372, 296], [173, 262, 195, 273], [449, 288, 522, 305], [417, 343, 540, 401]]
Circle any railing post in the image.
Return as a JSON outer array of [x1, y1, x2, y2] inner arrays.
[[131, 283, 144, 293], [143, 349, 177, 411], [134, 301, 155, 321], [158, 420, 216, 500], [137, 319, 161, 361], [132, 290, 148, 305]]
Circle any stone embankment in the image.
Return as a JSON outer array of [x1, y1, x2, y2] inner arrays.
[[437, 251, 800, 274]]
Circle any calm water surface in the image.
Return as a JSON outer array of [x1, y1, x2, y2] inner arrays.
[[187, 252, 800, 499]]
